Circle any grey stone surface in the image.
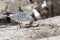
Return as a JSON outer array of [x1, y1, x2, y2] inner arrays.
[[0, 16, 60, 40], [36, 38, 48, 40], [6, 0, 30, 13], [48, 36, 60, 40], [0, 1, 8, 18]]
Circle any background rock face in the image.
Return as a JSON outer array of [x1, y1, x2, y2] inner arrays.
[[6, 0, 31, 13], [47, 0, 60, 16], [0, 1, 7, 14], [0, 0, 8, 18], [53, 0, 60, 16]]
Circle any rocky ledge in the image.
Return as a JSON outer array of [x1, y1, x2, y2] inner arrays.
[[0, 16, 60, 40]]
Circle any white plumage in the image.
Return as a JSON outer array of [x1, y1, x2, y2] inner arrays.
[[32, 9, 41, 20], [41, 0, 47, 8]]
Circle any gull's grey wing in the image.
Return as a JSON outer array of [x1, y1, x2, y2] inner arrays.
[[8, 12, 34, 21]]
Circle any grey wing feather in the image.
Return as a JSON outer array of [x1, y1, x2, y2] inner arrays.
[[8, 12, 34, 21]]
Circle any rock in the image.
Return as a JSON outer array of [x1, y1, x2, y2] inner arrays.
[[6, 0, 31, 13], [6, 0, 19, 13], [48, 36, 60, 40], [39, 16, 60, 27], [0, 25, 6, 28], [0, 1, 8, 18], [0, 1, 7, 14], [53, 0, 60, 16], [31, 21, 40, 27], [19, 38, 34, 40], [0, 16, 60, 40], [0, 14, 6, 18], [20, 21, 32, 28], [36, 38, 47, 40]]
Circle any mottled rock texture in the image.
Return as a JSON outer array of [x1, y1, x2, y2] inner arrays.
[[0, 16, 60, 40]]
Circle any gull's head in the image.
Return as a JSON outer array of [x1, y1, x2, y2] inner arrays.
[[43, 0, 46, 4]]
